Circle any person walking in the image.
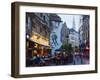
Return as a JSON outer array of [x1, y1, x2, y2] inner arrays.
[[73, 47, 80, 65]]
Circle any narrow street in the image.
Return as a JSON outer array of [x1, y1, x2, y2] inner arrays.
[[72, 54, 89, 65], [26, 13, 90, 67]]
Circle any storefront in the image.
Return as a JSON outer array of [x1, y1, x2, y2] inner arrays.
[[83, 43, 89, 58], [26, 32, 51, 59]]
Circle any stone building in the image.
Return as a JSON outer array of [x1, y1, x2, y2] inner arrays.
[[26, 12, 50, 61], [79, 26, 83, 46], [79, 15, 90, 50], [60, 22, 69, 44], [68, 17, 79, 48], [69, 28, 79, 48], [26, 13, 50, 46], [82, 15, 89, 45]]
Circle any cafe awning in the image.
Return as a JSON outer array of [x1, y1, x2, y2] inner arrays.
[[30, 32, 50, 47]]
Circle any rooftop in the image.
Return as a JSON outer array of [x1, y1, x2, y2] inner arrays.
[[49, 14, 62, 22], [69, 28, 79, 34]]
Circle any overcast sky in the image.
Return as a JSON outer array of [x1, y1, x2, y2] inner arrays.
[[58, 14, 82, 31]]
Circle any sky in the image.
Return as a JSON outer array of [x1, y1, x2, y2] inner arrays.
[[58, 14, 82, 31]]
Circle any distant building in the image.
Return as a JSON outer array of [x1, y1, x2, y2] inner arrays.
[[60, 22, 69, 44], [79, 18, 84, 52], [79, 26, 83, 46], [69, 28, 79, 48], [68, 17, 79, 48], [82, 15, 89, 45], [79, 15, 90, 51]]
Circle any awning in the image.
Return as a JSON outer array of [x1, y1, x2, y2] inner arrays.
[[30, 32, 50, 47]]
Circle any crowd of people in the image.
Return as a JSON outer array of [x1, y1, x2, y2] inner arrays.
[[26, 47, 89, 67], [26, 51, 73, 67]]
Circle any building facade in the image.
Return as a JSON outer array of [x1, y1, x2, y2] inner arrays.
[[68, 17, 79, 48], [69, 28, 79, 48], [82, 15, 89, 45], [26, 12, 50, 60], [79, 26, 83, 44], [49, 14, 62, 32], [49, 14, 62, 54], [79, 15, 90, 52], [60, 22, 69, 44], [26, 13, 50, 40]]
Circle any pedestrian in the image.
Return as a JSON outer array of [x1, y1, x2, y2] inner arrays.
[[73, 48, 80, 65]]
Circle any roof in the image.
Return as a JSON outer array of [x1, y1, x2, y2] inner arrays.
[[49, 14, 62, 22], [69, 28, 79, 34]]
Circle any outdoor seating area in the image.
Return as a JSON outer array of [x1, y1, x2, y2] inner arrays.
[[26, 50, 74, 67]]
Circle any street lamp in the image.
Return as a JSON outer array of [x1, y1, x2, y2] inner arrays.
[[26, 34, 29, 39]]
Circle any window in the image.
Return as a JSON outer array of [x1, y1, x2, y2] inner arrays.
[[40, 13, 43, 17], [71, 36, 74, 40], [43, 16, 45, 21]]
